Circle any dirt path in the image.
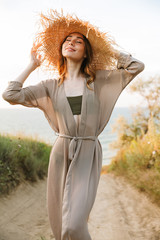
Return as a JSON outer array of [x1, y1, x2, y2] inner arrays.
[[89, 174, 160, 240], [0, 174, 160, 240]]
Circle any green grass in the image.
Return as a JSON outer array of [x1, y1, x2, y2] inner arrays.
[[101, 121, 160, 207], [0, 133, 52, 195]]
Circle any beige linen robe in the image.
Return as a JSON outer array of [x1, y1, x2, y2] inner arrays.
[[2, 52, 144, 240]]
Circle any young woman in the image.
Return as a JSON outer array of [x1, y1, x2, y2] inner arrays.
[[2, 10, 145, 240]]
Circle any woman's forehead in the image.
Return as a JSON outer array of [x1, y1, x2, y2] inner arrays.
[[66, 32, 84, 39]]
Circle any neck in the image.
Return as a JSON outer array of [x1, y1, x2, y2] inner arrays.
[[65, 58, 84, 81]]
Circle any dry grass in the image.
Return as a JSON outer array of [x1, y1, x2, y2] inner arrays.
[[103, 120, 160, 207]]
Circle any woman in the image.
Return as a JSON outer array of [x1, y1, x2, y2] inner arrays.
[[2, 10, 144, 240]]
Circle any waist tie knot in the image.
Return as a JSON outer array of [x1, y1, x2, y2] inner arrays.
[[55, 132, 97, 161]]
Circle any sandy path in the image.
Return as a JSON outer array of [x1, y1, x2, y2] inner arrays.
[[0, 179, 53, 240], [0, 174, 160, 240], [88, 174, 160, 240]]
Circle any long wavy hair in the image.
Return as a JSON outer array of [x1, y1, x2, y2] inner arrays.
[[57, 34, 95, 90]]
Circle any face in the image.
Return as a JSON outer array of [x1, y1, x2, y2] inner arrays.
[[62, 33, 86, 62]]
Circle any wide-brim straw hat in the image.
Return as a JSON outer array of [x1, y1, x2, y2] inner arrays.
[[34, 9, 117, 71]]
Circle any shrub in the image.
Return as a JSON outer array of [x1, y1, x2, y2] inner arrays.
[[0, 133, 51, 195]]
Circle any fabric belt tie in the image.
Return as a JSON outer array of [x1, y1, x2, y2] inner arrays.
[[55, 132, 97, 161]]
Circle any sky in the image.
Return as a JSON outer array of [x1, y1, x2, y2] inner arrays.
[[0, 0, 160, 108]]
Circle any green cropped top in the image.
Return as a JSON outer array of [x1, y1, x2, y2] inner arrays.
[[67, 95, 82, 115]]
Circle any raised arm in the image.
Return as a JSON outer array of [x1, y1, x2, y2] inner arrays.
[[114, 50, 145, 89], [11, 46, 41, 85], [2, 47, 47, 108]]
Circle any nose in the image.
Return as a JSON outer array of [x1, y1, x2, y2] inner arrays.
[[68, 39, 74, 46]]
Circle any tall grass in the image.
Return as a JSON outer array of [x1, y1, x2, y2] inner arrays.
[[102, 118, 160, 207], [0, 133, 51, 195]]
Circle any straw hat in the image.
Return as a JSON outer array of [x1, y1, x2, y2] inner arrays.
[[34, 9, 117, 71]]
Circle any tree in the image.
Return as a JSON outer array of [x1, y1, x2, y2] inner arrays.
[[111, 75, 160, 149]]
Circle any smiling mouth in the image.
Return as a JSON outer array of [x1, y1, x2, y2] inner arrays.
[[66, 47, 76, 51]]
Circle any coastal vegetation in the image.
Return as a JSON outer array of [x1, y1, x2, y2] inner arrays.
[[102, 76, 160, 207], [0, 133, 51, 195]]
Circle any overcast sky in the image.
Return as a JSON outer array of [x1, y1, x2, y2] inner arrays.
[[0, 0, 160, 108]]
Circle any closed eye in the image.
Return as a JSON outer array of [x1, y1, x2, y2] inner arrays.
[[76, 40, 83, 43]]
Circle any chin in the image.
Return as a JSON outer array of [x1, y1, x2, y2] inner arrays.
[[65, 55, 84, 62], [63, 51, 83, 61]]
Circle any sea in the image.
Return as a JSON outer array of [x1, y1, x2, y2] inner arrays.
[[0, 107, 133, 166]]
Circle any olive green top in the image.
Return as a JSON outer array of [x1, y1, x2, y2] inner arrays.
[[67, 95, 82, 115]]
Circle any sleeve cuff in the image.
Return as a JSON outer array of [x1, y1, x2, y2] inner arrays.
[[117, 52, 132, 69], [8, 81, 23, 87]]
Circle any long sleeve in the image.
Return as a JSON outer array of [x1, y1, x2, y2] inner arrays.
[[116, 52, 145, 89], [2, 79, 59, 132], [95, 52, 145, 97], [2, 80, 51, 109], [94, 53, 145, 131]]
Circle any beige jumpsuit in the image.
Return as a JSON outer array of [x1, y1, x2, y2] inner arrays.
[[2, 52, 144, 240]]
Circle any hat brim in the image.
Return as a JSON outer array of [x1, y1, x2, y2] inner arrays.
[[34, 9, 117, 71]]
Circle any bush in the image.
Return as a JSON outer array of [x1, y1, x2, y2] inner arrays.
[[107, 118, 160, 207], [0, 134, 51, 195]]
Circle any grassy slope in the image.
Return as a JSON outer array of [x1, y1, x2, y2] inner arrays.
[[0, 133, 51, 195], [1, 124, 160, 208], [101, 123, 160, 207]]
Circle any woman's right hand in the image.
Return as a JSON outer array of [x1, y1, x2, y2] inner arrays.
[[29, 43, 42, 70]]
